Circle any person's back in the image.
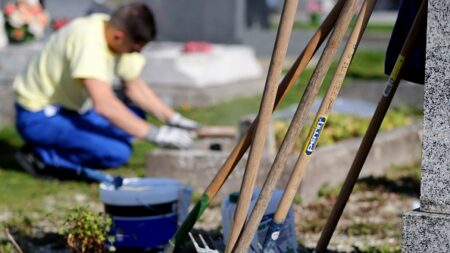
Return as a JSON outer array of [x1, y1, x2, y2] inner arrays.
[[14, 13, 144, 113]]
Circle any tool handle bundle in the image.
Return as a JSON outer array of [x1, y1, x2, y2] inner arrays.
[[165, 0, 427, 252]]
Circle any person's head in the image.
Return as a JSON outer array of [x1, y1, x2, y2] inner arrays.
[[105, 3, 157, 54]]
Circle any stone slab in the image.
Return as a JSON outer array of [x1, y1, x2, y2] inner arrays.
[[421, 0, 450, 214], [402, 210, 450, 253], [146, 123, 422, 203], [142, 43, 262, 87]]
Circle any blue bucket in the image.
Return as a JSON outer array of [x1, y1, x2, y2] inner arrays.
[[100, 178, 191, 250]]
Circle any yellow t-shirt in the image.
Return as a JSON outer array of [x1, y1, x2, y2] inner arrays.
[[14, 14, 146, 112]]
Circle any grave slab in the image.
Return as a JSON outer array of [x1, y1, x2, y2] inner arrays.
[[147, 123, 422, 203], [142, 42, 264, 108], [402, 210, 450, 253], [402, 1, 450, 252]]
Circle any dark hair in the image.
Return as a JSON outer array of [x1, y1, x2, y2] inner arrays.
[[110, 3, 157, 43]]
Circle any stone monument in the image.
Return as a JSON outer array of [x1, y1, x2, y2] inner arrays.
[[402, 1, 450, 252], [142, 0, 245, 44], [141, 42, 264, 108]]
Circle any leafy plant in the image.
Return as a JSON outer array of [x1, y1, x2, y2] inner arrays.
[[353, 244, 401, 253], [0, 241, 16, 253], [273, 106, 419, 153], [60, 206, 115, 253]]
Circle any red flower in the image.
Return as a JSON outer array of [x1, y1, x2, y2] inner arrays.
[[52, 18, 71, 31], [183, 41, 213, 53], [4, 4, 17, 16]]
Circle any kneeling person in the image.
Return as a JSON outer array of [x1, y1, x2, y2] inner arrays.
[[14, 3, 200, 178]]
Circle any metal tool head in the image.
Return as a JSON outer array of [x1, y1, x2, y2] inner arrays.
[[189, 232, 219, 253]]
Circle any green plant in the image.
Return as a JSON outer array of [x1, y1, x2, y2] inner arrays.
[[353, 244, 401, 253], [60, 206, 115, 253], [345, 222, 395, 236], [317, 183, 341, 200], [273, 106, 420, 153], [0, 242, 16, 253]]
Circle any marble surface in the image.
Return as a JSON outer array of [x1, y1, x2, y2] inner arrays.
[[403, 1, 450, 252], [421, 0, 450, 214], [402, 210, 450, 253]]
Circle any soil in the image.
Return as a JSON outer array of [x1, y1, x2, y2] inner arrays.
[[190, 166, 420, 253], [1, 166, 419, 253]]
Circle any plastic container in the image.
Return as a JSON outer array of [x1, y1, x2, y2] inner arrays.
[[100, 177, 192, 250], [221, 188, 297, 253]]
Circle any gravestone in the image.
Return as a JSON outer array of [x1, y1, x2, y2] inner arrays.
[[402, 1, 450, 252], [141, 0, 245, 43], [44, 0, 245, 43], [141, 42, 264, 108]]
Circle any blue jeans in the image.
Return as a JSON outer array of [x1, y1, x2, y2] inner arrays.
[[15, 103, 141, 170]]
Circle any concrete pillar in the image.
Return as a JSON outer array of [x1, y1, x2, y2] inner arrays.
[[402, 1, 450, 252]]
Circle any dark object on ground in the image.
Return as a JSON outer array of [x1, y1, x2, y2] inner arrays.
[[15, 145, 123, 188], [15, 146, 48, 177], [385, 0, 426, 85]]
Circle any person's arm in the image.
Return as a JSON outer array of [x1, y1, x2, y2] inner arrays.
[[124, 77, 202, 130], [84, 78, 150, 139], [123, 77, 175, 122], [84, 78, 193, 149]]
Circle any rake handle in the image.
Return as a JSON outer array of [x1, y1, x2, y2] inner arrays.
[[315, 1, 427, 252], [225, 0, 299, 251], [238, 0, 378, 251], [233, 0, 362, 251], [168, 0, 346, 248]]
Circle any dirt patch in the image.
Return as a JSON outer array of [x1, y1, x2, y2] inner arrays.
[[0, 165, 419, 252]]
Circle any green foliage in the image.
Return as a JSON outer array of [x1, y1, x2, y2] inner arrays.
[[273, 106, 420, 153], [180, 50, 387, 129], [353, 244, 401, 253], [60, 206, 115, 253], [347, 50, 386, 79], [289, 20, 393, 33], [178, 95, 261, 127], [0, 242, 16, 253], [345, 222, 396, 236], [317, 183, 341, 199]]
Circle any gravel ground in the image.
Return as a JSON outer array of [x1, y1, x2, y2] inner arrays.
[[0, 165, 419, 253], [193, 165, 420, 253]]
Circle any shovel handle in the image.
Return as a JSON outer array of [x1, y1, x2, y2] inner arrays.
[[167, 0, 347, 249], [315, 1, 427, 252], [80, 167, 123, 188]]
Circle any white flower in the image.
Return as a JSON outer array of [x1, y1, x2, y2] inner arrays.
[[28, 20, 45, 37], [8, 11, 25, 28], [25, 0, 40, 5]]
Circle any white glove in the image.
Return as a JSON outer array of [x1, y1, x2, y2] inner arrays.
[[168, 113, 202, 130], [146, 125, 193, 149]]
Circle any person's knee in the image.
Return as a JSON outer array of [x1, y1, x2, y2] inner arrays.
[[100, 143, 132, 168]]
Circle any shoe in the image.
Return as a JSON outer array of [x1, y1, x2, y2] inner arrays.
[[14, 147, 47, 177]]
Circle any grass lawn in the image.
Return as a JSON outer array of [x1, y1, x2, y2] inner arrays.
[[181, 50, 387, 127]]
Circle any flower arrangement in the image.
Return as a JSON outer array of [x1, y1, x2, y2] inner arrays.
[[2, 0, 49, 43]]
